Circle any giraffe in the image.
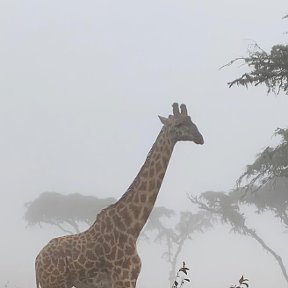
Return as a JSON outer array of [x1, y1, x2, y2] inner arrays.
[[35, 103, 204, 288]]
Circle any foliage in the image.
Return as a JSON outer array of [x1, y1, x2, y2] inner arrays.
[[224, 14, 288, 94], [225, 15, 288, 196], [170, 263, 249, 288], [190, 190, 288, 284], [230, 276, 249, 288], [232, 178, 288, 228], [190, 191, 246, 234], [172, 262, 190, 288], [224, 8, 288, 251], [217, 12, 288, 288], [238, 128, 288, 189], [145, 209, 213, 284], [24, 192, 116, 233], [143, 206, 175, 235], [225, 44, 288, 95]]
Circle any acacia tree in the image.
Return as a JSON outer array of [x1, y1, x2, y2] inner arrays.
[[225, 43, 288, 94], [225, 15, 288, 192], [223, 14, 288, 232], [24, 192, 116, 233], [232, 178, 288, 229], [237, 129, 288, 190], [144, 210, 213, 285], [201, 20, 288, 285], [190, 190, 288, 285]]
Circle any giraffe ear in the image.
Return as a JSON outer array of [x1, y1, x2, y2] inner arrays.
[[158, 115, 168, 125]]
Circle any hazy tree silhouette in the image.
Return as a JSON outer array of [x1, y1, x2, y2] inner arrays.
[[145, 209, 213, 285], [190, 191, 288, 285], [225, 14, 288, 192], [24, 192, 116, 233], [219, 15, 288, 284], [140, 206, 175, 240], [237, 129, 288, 191], [224, 12, 288, 96], [232, 178, 288, 229]]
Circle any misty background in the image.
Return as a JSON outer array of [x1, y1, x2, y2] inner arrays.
[[1, 0, 288, 287]]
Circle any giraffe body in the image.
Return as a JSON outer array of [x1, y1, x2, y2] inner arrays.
[[35, 103, 204, 288]]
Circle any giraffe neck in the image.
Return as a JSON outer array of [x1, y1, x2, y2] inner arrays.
[[105, 126, 175, 238]]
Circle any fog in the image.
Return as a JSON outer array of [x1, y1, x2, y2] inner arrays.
[[0, 0, 288, 287]]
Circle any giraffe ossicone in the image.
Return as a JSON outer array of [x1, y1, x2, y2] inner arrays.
[[35, 103, 204, 288]]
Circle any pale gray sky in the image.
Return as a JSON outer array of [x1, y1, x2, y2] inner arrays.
[[0, 0, 288, 287]]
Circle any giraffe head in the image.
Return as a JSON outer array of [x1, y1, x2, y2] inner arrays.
[[159, 103, 204, 145]]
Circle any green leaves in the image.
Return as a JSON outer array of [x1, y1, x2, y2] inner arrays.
[[172, 262, 191, 288], [239, 275, 249, 287], [230, 275, 249, 288], [226, 43, 288, 95], [238, 128, 288, 190], [179, 267, 189, 275], [190, 189, 288, 284]]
